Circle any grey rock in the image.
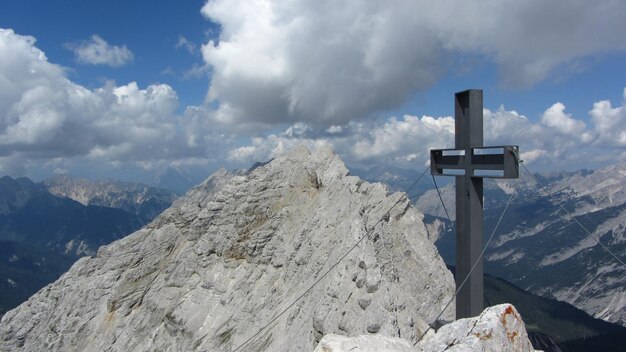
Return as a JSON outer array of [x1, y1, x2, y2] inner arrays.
[[0, 146, 454, 351], [358, 298, 371, 310], [314, 333, 414, 352], [315, 304, 536, 352], [415, 304, 535, 352], [366, 322, 381, 333]]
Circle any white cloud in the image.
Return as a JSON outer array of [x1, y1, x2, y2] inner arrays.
[[228, 92, 626, 171], [326, 125, 343, 134], [182, 63, 209, 79], [228, 131, 329, 163], [352, 115, 455, 162], [283, 122, 310, 137], [227, 115, 456, 166], [520, 149, 547, 164], [67, 35, 133, 67], [0, 28, 225, 174], [176, 35, 196, 54], [590, 88, 626, 147], [540, 102, 586, 136], [3, 21, 626, 182], [200, 0, 626, 126]]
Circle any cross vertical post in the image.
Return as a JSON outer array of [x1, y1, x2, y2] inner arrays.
[[430, 89, 519, 320], [455, 89, 484, 319]]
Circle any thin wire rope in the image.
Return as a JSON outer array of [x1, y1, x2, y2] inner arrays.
[[431, 175, 452, 224], [520, 162, 625, 267], [414, 181, 517, 346], [231, 165, 431, 352]]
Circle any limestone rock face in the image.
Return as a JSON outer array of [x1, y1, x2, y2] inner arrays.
[[0, 146, 454, 352], [315, 304, 535, 352], [415, 304, 535, 352]]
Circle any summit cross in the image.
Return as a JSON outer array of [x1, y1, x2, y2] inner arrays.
[[430, 89, 519, 319]]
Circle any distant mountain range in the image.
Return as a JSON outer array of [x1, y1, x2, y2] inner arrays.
[[0, 175, 177, 317], [407, 163, 626, 327], [44, 174, 178, 222]]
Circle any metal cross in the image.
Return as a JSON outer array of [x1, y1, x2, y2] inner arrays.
[[430, 89, 519, 319]]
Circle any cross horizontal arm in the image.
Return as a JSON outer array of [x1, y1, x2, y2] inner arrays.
[[472, 154, 507, 170], [430, 152, 465, 170], [430, 146, 520, 179]]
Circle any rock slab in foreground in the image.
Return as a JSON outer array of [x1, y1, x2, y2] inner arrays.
[[314, 334, 415, 352], [0, 146, 453, 352], [416, 304, 535, 352], [316, 304, 535, 352]]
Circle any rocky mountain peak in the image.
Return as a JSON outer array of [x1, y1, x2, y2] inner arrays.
[[1, 146, 456, 351], [0, 175, 43, 215]]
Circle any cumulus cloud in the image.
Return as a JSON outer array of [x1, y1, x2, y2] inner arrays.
[[199, 0, 626, 126], [352, 115, 454, 162], [228, 132, 329, 163], [66, 34, 134, 67], [590, 88, 626, 147], [540, 102, 587, 136], [0, 28, 224, 175], [227, 115, 455, 165], [3, 20, 626, 181], [228, 93, 626, 171]]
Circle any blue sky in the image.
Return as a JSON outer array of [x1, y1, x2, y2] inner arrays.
[[1, 0, 625, 185], [0, 0, 212, 108]]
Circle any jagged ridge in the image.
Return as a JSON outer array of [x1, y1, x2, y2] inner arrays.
[[0, 146, 454, 352]]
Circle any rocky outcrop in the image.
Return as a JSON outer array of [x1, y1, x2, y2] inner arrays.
[[0, 146, 454, 351], [315, 304, 535, 352], [415, 304, 534, 352]]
